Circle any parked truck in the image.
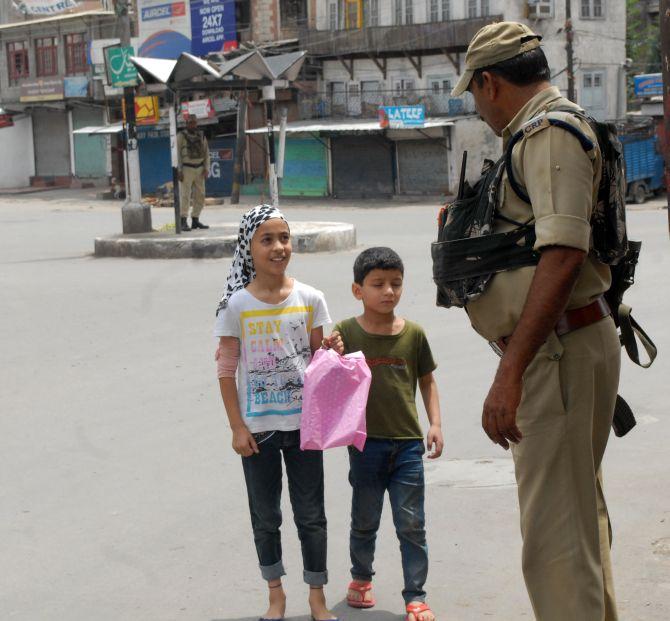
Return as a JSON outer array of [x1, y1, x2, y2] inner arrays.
[[619, 118, 665, 204]]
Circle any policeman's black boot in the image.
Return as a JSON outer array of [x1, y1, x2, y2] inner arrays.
[[191, 217, 209, 229], [180, 217, 191, 231]]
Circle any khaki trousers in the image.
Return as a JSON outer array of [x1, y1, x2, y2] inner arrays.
[[511, 317, 620, 621], [179, 165, 205, 218]]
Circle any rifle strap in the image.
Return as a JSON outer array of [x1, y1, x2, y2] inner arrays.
[[617, 304, 657, 368]]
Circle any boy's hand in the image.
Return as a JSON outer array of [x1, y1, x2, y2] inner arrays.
[[322, 331, 344, 355], [232, 425, 259, 457], [426, 424, 444, 459]]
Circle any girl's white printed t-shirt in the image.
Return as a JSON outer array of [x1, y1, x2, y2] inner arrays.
[[214, 280, 331, 433]]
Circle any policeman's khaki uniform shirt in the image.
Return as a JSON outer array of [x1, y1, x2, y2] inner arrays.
[[177, 130, 210, 170], [466, 86, 611, 347]]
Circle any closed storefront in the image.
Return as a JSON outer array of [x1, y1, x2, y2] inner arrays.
[[280, 136, 328, 197], [137, 127, 171, 193], [32, 108, 71, 177], [72, 106, 108, 179], [331, 134, 394, 198], [396, 139, 449, 195]]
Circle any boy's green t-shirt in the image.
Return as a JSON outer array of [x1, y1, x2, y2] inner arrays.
[[334, 317, 437, 440]]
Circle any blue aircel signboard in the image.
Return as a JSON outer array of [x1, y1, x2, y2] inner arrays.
[[190, 0, 237, 56], [380, 105, 425, 128], [633, 73, 663, 98]]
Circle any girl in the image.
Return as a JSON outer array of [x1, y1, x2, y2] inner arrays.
[[214, 205, 338, 621]]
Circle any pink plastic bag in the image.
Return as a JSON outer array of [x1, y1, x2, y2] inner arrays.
[[300, 348, 371, 452]]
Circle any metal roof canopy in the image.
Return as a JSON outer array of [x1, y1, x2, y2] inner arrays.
[[129, 50, 307, 88], [72, 124, 124, 135], [246, 118, 455, 134]]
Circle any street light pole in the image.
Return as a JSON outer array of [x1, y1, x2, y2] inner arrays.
[[115, 0, 152, 233]]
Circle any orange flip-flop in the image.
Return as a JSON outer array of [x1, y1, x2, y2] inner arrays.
[[406, 601, 435, 621], [346, 580, 376, 608]]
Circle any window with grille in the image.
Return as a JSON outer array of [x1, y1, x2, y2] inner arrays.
[[581, 70, 606, 113], [35, 37, 58, 77], [65, 33, 87, 75], [364, 0, 379, 26], [430, 0, 451, 21], [329, 1, 337, 30], [581, 0, 604, 18], [394, 0, 402, 24], [405, 0, 413, 24], [7, 41, 29, 85], [468, 0, 488, 17]]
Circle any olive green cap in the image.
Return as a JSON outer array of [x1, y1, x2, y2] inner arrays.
[[451, 21, 542, 96]]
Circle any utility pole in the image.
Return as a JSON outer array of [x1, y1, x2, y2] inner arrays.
[[230, 91, 247, 205], [662, 0, 670, 234], [565, 0, 575, 102], [115, 0, 152, 233]]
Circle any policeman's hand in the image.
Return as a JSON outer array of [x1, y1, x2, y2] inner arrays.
[[321, 331, 344, 354], [203, 169, 209, 179], [232, 425, 259, 457], [482, 375, 523, 450], [426, 424, 444, 459], [178, 171, 184, 182]]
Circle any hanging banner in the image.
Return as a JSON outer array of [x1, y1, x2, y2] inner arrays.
[[11, 0, 78, 16], [138, 0, 191, 59], [20, 79, 64, 102], [379, 105, 425, 129], [64, 76, 89, 98], [190, 0, 237, 56]]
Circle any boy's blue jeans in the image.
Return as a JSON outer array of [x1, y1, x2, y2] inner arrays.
[[348, 439, 428, 604], [241, 430, 328, 586]]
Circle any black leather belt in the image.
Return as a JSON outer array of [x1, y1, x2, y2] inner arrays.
[[182, 161, 204, 168]]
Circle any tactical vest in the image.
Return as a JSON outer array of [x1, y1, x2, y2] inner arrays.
[[432, 109, 656, 370], [182, 130, 205, 160]]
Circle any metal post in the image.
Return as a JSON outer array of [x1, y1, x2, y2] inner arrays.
[[662, 0, 670, 234], [116, 0, 152, 233], [230, 91, 247, 205], [263, 85, 279, 208], [167, 90, 181, 234], [565, 0, 575, 102], [277, 107, 287, 180]]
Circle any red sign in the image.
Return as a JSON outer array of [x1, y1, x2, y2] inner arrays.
[[0, 114, 13, 128], [172, 2, 185, 16]]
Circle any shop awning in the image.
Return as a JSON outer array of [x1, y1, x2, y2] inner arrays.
[[72, 124, 124, 135], [246, 118, 455, 134]]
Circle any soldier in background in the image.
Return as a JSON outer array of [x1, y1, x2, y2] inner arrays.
[[178, 116, 210, 231]]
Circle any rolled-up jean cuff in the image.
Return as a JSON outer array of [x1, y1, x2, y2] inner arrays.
[[351, 573, 373, 582], [403, 595, 426, 605], [260, 560, 286, 582], [304, 569, 328, 586]]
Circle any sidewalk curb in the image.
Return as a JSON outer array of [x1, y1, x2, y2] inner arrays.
[[94, 222, 357, 259]]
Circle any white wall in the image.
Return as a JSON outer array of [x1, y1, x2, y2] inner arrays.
[[449, 117, 499, 193], [0, 115, 35, 189]]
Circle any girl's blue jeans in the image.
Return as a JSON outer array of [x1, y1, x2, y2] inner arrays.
[[348, 439, 428, 604], [241, 429, 328, 585]]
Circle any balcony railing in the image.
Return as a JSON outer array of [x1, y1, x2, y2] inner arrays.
[[298, 89, 476, 120], [299, 15, 503, 57]]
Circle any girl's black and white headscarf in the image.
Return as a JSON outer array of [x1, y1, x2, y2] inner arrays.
[[216, 204, 287, 315]]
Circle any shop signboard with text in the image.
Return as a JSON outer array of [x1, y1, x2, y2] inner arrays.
[[20, 79, 64, 102]]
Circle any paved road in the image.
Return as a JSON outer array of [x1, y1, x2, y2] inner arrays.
[[1, 191, 668, 620]]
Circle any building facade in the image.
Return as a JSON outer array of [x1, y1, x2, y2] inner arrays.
[[0, 9, 118, 188], [292, 0, 627, 196]]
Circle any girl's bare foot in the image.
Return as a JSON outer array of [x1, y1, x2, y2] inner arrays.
[[262, 581, 286, 620], [308, 585, 337, 620]]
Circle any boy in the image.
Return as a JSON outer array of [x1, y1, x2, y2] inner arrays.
[[324, 247, 443, 621]]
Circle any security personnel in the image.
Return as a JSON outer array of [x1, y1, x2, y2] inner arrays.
[[178, 115, 210, 231], [451, 22, 620, 620]]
